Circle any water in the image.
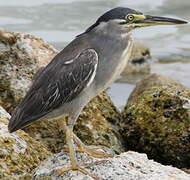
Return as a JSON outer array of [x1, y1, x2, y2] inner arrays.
[[0, 0, 189, 108]]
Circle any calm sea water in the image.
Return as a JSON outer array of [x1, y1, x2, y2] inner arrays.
[[0, 0, 189, 108]]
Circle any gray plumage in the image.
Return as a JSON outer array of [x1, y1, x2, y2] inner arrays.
[[8, 45, 99, 132]]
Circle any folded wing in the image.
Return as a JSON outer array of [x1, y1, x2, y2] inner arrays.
[[8, 48, 98, 132]]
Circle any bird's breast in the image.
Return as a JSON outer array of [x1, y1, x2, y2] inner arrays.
[[114, 36, 133, 78], [93, 35, 134, 93]]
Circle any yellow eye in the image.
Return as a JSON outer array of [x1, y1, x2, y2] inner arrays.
[[127, 14, 134, 21]]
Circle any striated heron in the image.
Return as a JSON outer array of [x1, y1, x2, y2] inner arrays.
[[8, 7, 187, 179]]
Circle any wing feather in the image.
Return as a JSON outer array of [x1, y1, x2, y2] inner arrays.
[[8, 48, 98, 132]]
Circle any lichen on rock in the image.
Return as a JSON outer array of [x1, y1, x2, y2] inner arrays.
[[0, 106, 52, 179], [0, 30, 58, 112], [121, 74, 190, 169], [33, 151, 190, 180], [75, 92, 123, 153]]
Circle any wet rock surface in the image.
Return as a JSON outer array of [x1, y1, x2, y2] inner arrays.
[[0, 30, 57, 112], [121, 74, 190, 169], [24, 92, 124, 154], [33, 151, 190, 180], [0, 106, 52, 180]]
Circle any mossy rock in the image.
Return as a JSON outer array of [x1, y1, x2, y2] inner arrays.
[[75, 92, 123, 153], [0, 107, 52, 179], [23, 92, 124, 154], [0, 30, 57, 112], [120, 74, 190, 169]]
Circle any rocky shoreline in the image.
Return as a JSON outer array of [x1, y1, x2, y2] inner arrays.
[[0, 30, 190, 180]]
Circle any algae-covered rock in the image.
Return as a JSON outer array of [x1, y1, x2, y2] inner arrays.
[[120, 43, 152, 83], [75, 92, 123, 153], [24, 92, 124, 154], [33, 151, 190, 180], [0, 29, 58, 112], [120, 74, 190, 169], [0, 106, 52, 179]]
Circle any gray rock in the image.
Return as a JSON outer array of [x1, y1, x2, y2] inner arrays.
[[33, 151, 190, 180], [0, 106, 52, 180], [0, 106, 11, 120], [0, 30, 58, 112]]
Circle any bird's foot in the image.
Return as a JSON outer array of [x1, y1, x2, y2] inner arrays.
[[78, 145, 114, 159], [56, 160, 108, 180], [56, 165, 100, 179], [72, 134, 114, 159], [63, 145, 113, 159]]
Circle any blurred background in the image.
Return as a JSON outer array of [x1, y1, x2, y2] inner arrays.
[[0, 0, 189, 108]]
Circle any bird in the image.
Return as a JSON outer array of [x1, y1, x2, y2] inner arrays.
[[8, 7, 187, 179]]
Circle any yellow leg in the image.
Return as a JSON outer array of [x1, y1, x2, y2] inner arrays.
[[56, 160, 107, 180], [66, 126, 77, 167], [55, 126, 107, 180], [73, 133, 114, 158], [57, 116, 114, 159]]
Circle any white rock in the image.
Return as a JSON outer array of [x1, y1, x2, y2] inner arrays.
[[0, 106, 11, 120], [0, 106, 52, 179], [33, 151, 190, 180]]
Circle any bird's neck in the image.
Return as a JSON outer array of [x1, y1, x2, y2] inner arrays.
[[89, 29, 132, 54]]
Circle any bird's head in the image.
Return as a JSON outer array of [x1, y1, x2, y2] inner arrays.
[[85, 7, 188, 36]]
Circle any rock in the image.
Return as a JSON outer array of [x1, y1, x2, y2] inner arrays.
[[0, 106, 11, 120], [0, 29, 58, 112], [75, 92, 123, 153], [121, 74, 190, 169], [120, 43, 152, 83], [33, 151, 190, 180], [0, 29, 16, 44], [24, 92, 124, 154], [0, 106, 52, 179]]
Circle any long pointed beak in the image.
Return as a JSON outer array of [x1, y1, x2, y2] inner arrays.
[[135, 15, 188, 27]]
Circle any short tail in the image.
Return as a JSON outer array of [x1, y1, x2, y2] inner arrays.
[[8, 107, 26, 133]]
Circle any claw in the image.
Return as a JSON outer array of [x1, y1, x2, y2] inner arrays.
[[63, 146, 113, 158], [55, 164, 103, 180], [80, 146, 114, 158]]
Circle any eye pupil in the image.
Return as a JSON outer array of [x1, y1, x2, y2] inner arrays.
[[127, 15, 134, 21]]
